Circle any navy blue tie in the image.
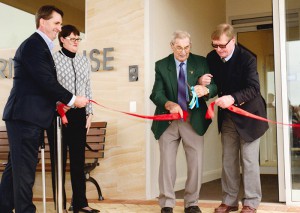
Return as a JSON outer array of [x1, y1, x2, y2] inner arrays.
[[178, 62, 187, 111]]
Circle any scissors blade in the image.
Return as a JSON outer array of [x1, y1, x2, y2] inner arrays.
[[185, 82, 191, 90], [185, 82, 192, 96]]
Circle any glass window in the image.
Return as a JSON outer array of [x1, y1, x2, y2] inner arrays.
[[285, 0, 300, 201]]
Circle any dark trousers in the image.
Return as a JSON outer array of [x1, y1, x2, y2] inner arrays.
[[0, 120, 43, 213], [47, 108, 88, 210]]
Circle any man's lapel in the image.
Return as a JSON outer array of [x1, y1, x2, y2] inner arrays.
[[167, 55, 178, 98], [186, 54, 196, 87]]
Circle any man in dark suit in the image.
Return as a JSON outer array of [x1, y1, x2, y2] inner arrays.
[[205, 24, 269, 213], [0, 5, 89, 213], [150, 30, 217, 213]]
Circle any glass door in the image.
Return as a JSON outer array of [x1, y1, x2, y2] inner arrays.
[[274, 0, 300, 203], [285, 0, 300, 202]]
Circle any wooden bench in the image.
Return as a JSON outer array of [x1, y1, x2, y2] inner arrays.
[[0, 121, 107, 200]]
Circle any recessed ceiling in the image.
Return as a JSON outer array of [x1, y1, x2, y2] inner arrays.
[[0, 0, 85, 32]]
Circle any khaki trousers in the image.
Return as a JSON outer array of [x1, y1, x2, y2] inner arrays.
[[221, 113, 261, 209], [158, 120, 204, 208]]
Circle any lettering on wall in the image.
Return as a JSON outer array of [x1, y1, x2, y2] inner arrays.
[[83, 47, 114, 72], [0, 48, 114, 79], [0, 58, 13, 78]]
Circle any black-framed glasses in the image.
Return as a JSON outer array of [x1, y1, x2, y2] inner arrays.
[[65, 37, 82, 42], [211, 39, 232, 49]]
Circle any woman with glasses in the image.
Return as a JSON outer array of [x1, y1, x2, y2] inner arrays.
[[47, 25, 99, 213]]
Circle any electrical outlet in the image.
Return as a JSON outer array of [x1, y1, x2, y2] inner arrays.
[[129, 101, 136, 112]]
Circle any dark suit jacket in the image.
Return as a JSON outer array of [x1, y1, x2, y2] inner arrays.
[[207, 45, 269, 142], [2, 32, 73, 129], [150, 53, 217, 140]]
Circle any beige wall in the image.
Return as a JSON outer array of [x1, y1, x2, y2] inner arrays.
[[76, 0, 146, 200]]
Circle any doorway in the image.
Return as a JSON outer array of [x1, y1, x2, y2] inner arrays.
[[237, 29, 277, 172], [237, 29, 279, 202]]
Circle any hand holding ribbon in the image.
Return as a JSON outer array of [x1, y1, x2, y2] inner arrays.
[[57, 103, 68, 125], [205, 101, 300, 128], [57, 100, 188, 125]]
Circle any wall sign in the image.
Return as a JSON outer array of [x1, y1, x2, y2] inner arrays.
[[0, 48, 114, 79]]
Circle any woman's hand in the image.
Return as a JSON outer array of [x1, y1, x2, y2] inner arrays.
[[86, 114, 93, 134]]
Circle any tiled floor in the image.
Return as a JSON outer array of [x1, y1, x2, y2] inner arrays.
[[34, 199, 300, 213]]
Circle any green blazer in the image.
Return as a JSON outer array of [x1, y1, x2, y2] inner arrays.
[[150, 53, 217, 140]]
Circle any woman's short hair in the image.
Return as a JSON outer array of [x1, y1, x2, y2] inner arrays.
[[58, 25, 80, 47]]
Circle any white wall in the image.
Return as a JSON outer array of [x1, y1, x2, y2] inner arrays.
[[146, 0, 226, 198], [0, 3, 35, 49]]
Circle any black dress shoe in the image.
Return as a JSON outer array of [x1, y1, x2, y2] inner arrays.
[[73, 207, 100, 213], [185, 206, 202, 213], [161, 207, 173, 213]]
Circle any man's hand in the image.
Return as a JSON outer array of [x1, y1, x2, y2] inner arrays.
[[56, 101, 71, 112], [165, 101, 184, 118], [215, 95, 235, 109], [74, 96, 89, 108], [193, 85, 209, 98], [198, 74, 213, 86]]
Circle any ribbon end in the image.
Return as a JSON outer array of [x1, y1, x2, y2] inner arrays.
[[205, 102, 215, 119], [183, 110, 188, 121], [61, 116, 68, 125], [57, 103, 69, 124], [205, 110, 214, 119]]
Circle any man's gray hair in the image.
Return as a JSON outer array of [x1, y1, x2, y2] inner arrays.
[[170, 30, 192, 45]]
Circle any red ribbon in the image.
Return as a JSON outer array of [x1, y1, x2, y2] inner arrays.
[[56, 100, 188, 125], [206, 101, 300, 128], [57, 103, 68, 124]]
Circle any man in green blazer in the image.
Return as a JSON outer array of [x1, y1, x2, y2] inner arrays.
[[150, 31, 217, 213]]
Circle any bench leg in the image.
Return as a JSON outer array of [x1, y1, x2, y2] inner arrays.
[[86, 176, 104, 201]]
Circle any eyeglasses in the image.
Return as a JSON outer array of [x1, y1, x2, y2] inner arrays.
[[173, 45, 191, 53], [211, 39, 232, 49], [65, 37, 82, 42]]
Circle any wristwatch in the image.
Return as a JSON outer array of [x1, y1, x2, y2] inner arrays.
[[206, 88, 209, 95]]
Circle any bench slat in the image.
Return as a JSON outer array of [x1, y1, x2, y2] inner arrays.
[[0, 121, 107, 172]]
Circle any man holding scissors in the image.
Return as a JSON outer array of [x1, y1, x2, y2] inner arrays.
[[150, 30, 217, 213]]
